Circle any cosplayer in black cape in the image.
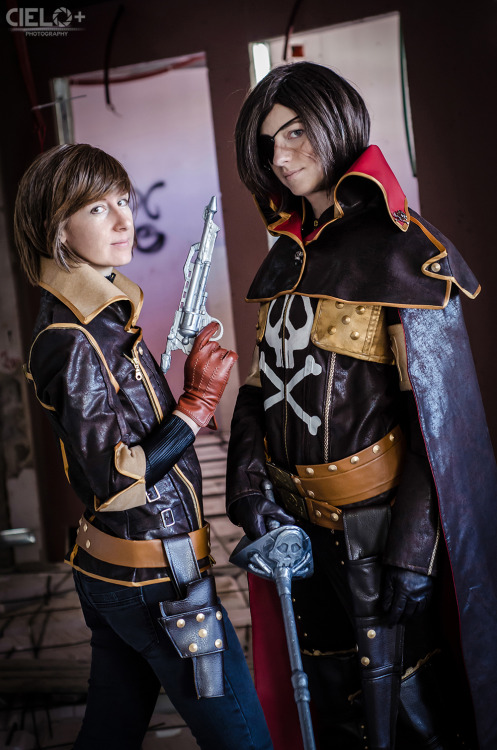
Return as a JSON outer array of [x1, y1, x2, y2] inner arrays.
[[226, 74, 497, 749]]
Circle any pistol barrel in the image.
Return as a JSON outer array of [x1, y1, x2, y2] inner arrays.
[[161, 196, 221, 374]]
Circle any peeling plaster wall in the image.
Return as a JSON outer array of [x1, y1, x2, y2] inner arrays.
[[0, 179, 43, 565]]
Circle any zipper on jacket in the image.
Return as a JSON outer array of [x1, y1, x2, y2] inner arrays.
[[125, 347, 199, 526], [428, 517, 441, 576], [123, 347, 163, 423], [123, 352, 143, 381], [172, 464, 202, 529], [281, 295, 292, 467], [323, 352, 336, 463]]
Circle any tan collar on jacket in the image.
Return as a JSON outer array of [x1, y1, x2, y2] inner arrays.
[[39, 258, 143, 328]]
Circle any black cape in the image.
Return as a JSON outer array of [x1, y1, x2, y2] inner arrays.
[[247, 146, 497, 748]]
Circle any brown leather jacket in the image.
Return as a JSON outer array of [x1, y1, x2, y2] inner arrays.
[[27, 259, 205, 584]]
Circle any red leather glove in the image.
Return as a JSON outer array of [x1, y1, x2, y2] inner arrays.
[[176, 322, 238, 428]]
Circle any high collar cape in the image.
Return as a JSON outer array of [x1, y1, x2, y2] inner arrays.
[[246, 145, 479, 309]]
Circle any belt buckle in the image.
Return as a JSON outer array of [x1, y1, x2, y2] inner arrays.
[[267, 463, 299, 494], [278, 488, 309, 520], [146, 485, 160, 502], [161, 508, 175, 528], [266, 462, 309, 521]]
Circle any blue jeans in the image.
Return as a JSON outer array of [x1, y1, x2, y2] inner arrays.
[[73, 570, 273, 750]]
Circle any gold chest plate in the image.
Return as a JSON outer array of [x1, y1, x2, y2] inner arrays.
[[310, 298, 394, 365], [256, 297, 394, 365]]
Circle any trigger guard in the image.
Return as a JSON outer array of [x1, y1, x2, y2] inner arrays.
[[206, 317, 223, 341], [180, 318, 224, 352]]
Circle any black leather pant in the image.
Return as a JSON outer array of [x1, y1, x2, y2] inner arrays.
[[291, 517, 477, 750]]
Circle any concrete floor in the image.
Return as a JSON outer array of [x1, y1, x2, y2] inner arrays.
[[0, 432, 252, 749]]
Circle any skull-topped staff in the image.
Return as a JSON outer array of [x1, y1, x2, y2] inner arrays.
[[230, 480, 317, 750]]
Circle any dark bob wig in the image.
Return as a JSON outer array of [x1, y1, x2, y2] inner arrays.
[[235, 61, 371, 212]]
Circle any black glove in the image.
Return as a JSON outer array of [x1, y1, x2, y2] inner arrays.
[[382, 565, 434, 625], [230, 493, 295, 540]]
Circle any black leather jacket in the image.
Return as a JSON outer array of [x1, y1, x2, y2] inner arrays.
[[27, 259, 205, 584], [226, 147, 497, 747]]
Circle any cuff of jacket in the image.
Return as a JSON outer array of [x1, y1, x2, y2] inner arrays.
[[226, 384, 269, 518], [142, 413, 195, 489], [94, 442, 147, 511], [384, 394, 440, 575], [227, 492, 266, 526]]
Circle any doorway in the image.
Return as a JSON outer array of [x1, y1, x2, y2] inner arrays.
[[55, 53, 239, 429]]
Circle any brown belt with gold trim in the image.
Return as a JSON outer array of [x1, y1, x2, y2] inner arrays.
[[267, 426, 405, 531], [76, 519, 211, 569]]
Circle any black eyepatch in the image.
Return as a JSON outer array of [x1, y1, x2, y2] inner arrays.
[[258, 116, 300, 166]]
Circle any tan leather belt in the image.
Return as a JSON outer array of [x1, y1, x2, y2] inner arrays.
[[267, 426, 404, 530], [76, 519, 211, 569]]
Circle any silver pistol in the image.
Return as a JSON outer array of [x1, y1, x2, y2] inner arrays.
[[161, 196, 223, 374]]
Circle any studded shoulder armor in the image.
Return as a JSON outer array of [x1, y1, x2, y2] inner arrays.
[[310, 298, 394, 365]]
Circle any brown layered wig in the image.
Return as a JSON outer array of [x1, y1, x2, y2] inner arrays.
[[14, 143, 133, 285]]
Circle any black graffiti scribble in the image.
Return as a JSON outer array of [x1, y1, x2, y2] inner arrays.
[[135, 180, 167, 253], [137, 180, 166, 220], [135, 225, 166, 254]]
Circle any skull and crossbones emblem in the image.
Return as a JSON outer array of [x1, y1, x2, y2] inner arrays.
[[229, 525, 313, 580], [260, 295, 322, 436], [267, 528, 304, 566]]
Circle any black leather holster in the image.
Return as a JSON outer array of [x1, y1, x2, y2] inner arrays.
[[343, 504, 404, 750], [157, 534, 226, 698]]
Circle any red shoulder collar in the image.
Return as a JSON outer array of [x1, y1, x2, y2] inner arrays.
[[335, 145, 410, 232], [258, 146, 410, 245]]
